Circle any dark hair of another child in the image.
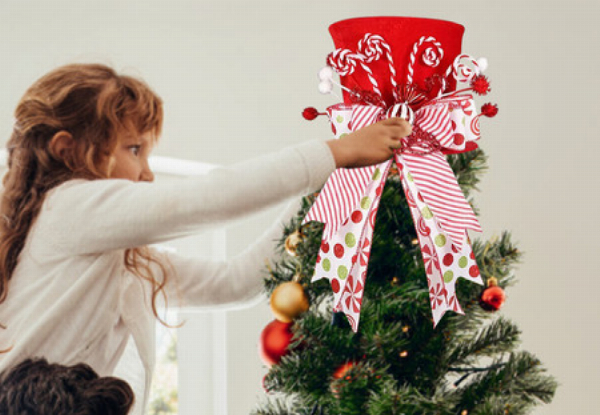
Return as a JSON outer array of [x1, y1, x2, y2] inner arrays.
[[0, 357, 134, 415]]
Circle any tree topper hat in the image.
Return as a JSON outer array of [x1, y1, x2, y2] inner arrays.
[[302, 16, 498, 332]]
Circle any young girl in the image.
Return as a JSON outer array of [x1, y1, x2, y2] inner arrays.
[[0, 63, 411, 412]]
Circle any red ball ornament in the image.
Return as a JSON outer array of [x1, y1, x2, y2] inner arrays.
[[333, 361, 356, 380], [331, 361, 357, 398], [479, 277, 505, 311], [259, 320, 294, 367]]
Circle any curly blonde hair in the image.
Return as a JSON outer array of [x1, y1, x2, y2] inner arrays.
[[0, 63, 174, 327]]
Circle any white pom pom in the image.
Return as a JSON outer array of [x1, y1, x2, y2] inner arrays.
[[476, 57, 488, 74], [318, 66, 334, 81], [318, 80, 333, 94]]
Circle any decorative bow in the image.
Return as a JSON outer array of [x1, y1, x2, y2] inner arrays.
[[302, 94, 485, 332]]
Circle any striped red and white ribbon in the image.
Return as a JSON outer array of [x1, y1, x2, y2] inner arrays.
[[302, 95, 484, 331]]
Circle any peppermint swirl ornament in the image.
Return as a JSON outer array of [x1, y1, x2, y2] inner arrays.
[[357, 33, 384, 63], [422, 46, 443, 67], [327, 49, 359, 76], [447, 54, 481, 83]]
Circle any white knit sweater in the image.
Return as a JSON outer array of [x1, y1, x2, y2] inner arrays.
[[0, 139, 335, 412]]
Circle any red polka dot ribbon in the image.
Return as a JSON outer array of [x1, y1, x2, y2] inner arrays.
[[302, 95, 485, 332]]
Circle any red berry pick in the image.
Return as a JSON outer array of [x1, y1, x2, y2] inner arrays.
[[302, 107, 325, 121], [470, 74, 491, 95], [481, 103, 499, 118]]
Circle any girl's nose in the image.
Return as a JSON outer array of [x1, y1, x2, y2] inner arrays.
[[140, 164, 154, 182]]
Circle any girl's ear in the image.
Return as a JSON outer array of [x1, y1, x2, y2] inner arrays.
[[48, 131, 75, 161]]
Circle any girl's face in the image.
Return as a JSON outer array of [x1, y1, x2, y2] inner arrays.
[[109, 131, 155, 182]]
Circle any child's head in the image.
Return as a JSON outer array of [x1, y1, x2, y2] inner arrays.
[[0, 63, 164, 305], [9, 63, 163, 181], [0, 357, 134, 415]]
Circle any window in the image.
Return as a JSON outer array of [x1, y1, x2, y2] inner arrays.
[[149, 157, 228, 415]]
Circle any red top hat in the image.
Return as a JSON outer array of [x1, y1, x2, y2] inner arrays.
[[328, 16, 465, 106]]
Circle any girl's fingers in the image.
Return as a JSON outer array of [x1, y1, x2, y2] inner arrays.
[[389, 138, 403, 149], [381, 117, 404, 125], [390, 126, 411, 139], [380, 118, 412, 137], [382, 117, 410, 127]]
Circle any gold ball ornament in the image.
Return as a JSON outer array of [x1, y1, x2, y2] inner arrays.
[[270, 281, 309, 322], [284, 230, 305, 257]]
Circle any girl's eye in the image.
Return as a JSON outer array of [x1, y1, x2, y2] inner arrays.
[[129, 145, 141, 156]]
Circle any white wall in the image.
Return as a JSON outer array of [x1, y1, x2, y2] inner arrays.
[[1, 1, 598, 414]]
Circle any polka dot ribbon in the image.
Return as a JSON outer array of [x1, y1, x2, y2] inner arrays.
[[302, 96, 485, 332]]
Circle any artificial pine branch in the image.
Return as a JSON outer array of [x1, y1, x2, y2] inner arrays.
[[447, 316, 522, 366], [252, 393, 310, 415], [368, 382, 458, 415], [451, 232, 522, 333], [448, 149, 488, 198], [453, 351, 557, 413]]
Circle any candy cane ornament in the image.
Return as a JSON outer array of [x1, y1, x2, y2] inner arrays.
[[358, 34, 399, 101], [328, 47, 383, 98], [407, 36, 444, 85], [356, 58, 382, 98]]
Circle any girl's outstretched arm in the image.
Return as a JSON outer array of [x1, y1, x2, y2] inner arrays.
[[31, 140, 334, 257], [29, 118, 409, 258]]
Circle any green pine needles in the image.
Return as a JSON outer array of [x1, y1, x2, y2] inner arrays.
[[254, 150, 557, 415]]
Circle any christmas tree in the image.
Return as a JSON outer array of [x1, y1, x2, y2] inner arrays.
[[254, 17, 557, 415], [255, 148, 556, 415]]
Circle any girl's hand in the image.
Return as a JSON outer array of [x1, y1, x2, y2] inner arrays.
[[325, 117, 412, 168]]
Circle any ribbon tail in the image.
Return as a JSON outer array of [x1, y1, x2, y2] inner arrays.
[[303, 164, 379, 241], [402, 150, 481, 248], [396, 154, 483, 326], [334, 175, 387, 332], [303, 165, 376, 285], [317, 160, 391, 331]]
